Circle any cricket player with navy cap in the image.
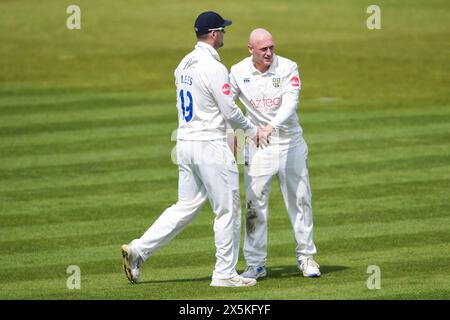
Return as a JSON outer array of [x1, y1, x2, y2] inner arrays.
[[121, 12, 270, 287]]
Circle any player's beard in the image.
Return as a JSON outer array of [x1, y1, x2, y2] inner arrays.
[[214, 37, 223, 49], [213, 32, 224, 49]]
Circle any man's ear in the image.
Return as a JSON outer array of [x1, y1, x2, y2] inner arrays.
[[247, 44, 253, 55]]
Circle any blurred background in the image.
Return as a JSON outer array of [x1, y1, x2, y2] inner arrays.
[[0, 0, 449, 299]]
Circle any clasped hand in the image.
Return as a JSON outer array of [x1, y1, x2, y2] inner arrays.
[[254, 124, 274, 148]]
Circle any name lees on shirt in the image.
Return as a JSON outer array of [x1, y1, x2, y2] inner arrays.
[[180, 75, 193, 86]]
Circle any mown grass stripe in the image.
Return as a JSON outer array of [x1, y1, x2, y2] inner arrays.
[[0, 91, 172, 108], [0, 122, 177, 148], [2, 256, 448, 300], [0, 246, 448, 299], [0, 146, 172, 170], [0, 114, 176, 137], [315, 177, 450, 200], [0, 239, 215, 269], [306, 122, 450, 145], [0, 226, 214, 257], [1, 191, 449, 230], [1, 118, 448, 149], [1, 129, 448, 160], [311, 153, 450, 175], [1, 170, 447, 206], [301, 109, 450, 124], [196, 274, 450, 300], [2, 156, 447, 197], [0, 235, 447, 285], [0, 99, 154, 118], [2, 103, 448, 130], [270, 230, 449, 259], [4, 240, 446, 281], [0, 104, 174, 128], [303, 113, 450, 133], [0, 166, 177, 192], [0, 134, 155, 158], [1, 210, 447, 247], [311, 141, 450, 163], [0, 186, 180, 216], [1, 137, 447, 171], [1, 175, 448, 221]]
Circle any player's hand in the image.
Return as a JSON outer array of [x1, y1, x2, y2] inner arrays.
[[255, 125, 273, 148], [263, 124, 274, 137], [227, 132, 237, 158]]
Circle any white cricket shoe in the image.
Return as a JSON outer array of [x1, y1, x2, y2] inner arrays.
[[240, 266, 267, 279], [121, 244, 143, 284], [210, 275, 257, 287], [298, 257, 321, 277]]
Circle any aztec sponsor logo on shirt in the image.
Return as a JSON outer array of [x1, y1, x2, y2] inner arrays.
[[250, 97, 282, 109], [222, 83, 230, 95], [290, 76, 300, 87]]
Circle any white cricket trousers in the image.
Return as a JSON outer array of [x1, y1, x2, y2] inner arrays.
[[131, 139, 241, 280], [243, 138, 317, 267]]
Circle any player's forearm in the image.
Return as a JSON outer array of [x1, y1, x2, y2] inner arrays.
[[268, 93, 298, 128], [220, 102, 255, 132]]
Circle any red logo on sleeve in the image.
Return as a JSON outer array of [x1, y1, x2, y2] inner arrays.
[[291, 76, 300, 87], [222, 83, 230, 95]]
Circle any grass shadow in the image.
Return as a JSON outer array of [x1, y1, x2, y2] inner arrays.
[[137, 265, 349, 285], [138, 276, 211, 285], [260, 265, 349, 279]]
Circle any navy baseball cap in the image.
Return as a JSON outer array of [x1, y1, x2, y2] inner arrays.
[[194, 11, 232, 35]]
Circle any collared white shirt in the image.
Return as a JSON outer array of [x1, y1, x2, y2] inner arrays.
[[229, 54, 303, 144], [174, 42, 255, 141]]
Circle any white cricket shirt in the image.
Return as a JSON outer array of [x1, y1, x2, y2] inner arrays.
[[174, 42, 255, 141], [229, 54, 303, 144]]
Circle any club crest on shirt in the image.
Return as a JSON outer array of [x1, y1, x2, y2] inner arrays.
[[272, 77, 281, 88], [244, 78, 250, 83], [222, 83, 230, 95]]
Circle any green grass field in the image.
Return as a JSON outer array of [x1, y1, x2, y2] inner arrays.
[[1, 0, 449, 299]]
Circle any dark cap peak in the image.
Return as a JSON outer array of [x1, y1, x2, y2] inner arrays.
[[194, 11, 232, 35]]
